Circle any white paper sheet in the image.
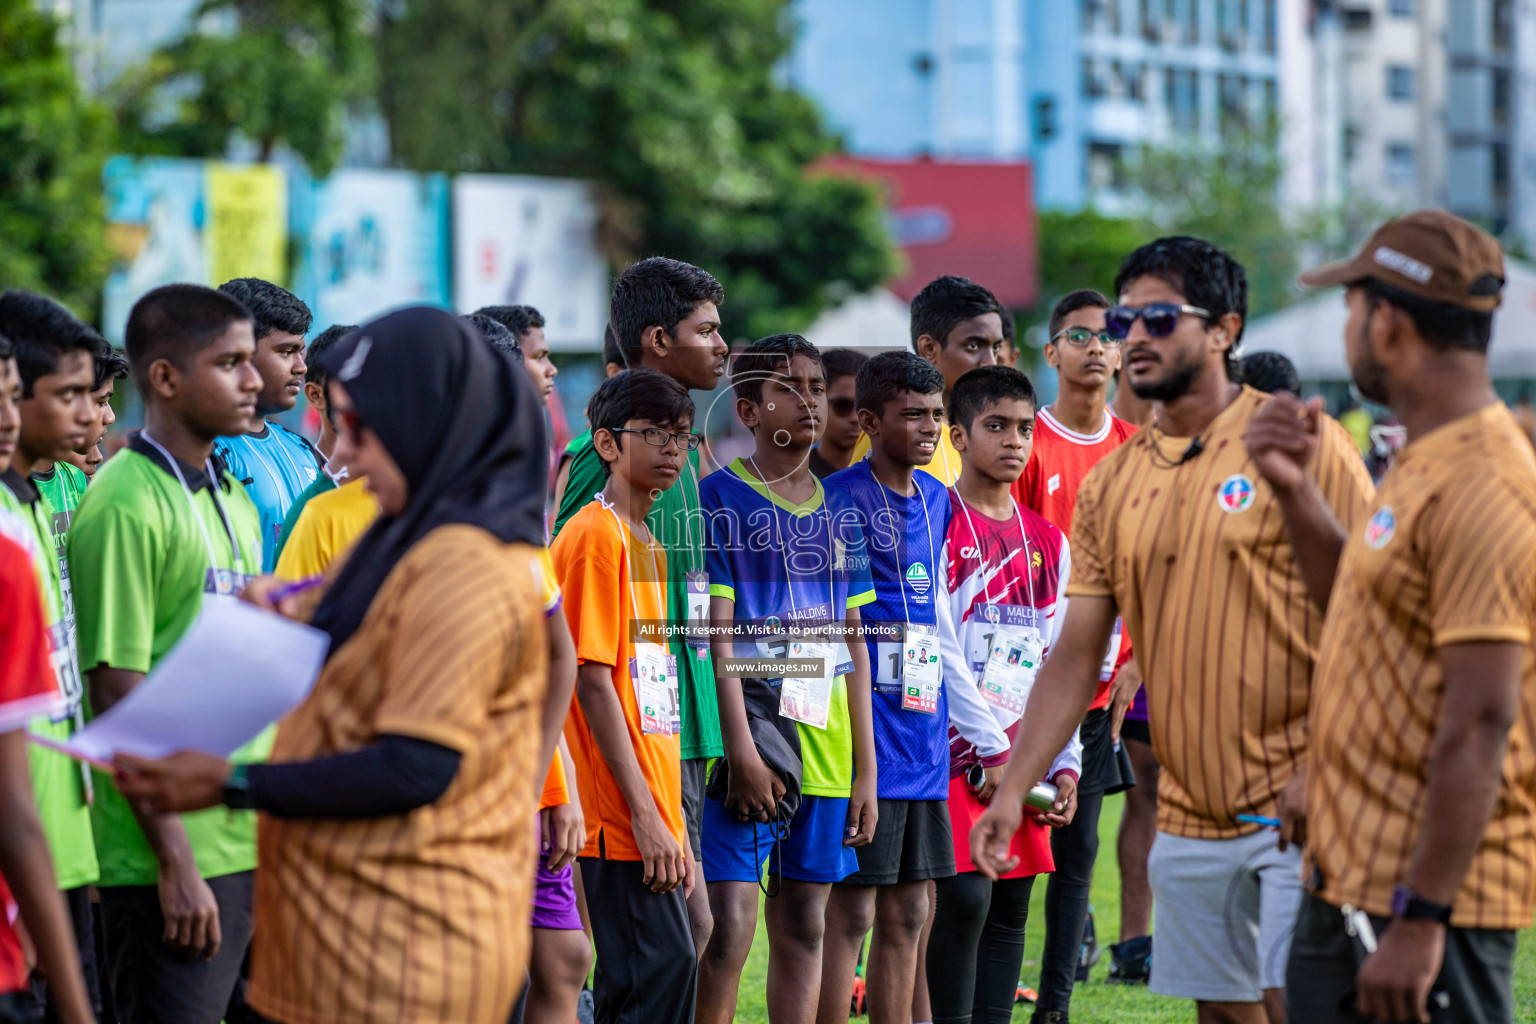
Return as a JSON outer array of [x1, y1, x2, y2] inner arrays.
[[58, 597, 329, 762]]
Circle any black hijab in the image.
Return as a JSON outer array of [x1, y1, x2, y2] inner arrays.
[[308, 306, 549, 654]]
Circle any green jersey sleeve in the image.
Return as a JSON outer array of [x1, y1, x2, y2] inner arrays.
[[67, 503, 163, 675]]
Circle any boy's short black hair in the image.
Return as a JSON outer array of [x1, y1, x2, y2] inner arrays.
[[304, 325, 358, 388], [125, 284, 254, 392], [0, 333, 11, 362], [0, 290, 109, 396], [587, 367, 695, 477], [949, 365, 1038, 432], [1047, 288, 1112, 340], [462, 313, 522, 359], [216, 278, 312, 341], [475, 304, 546, 341], [602, 323, 625, 369], [820, 348, 868, 386], [1114, 236, 1247, 375], [856, 351, 945, 416], [731, 333, 822, 407], [94, 349, 130, 392], [1361, 278, 1494, 354], [610, 257, 724, 365], [910, 275, 1002, 349], [1237, 350, 1301, 395]]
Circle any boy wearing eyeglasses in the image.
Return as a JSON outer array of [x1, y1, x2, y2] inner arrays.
[[1013, 288, 1143, 1017]]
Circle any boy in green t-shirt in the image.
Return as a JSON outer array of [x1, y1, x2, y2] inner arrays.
[[68, 284, 265, 1024], [552, 258, 730, 951], [0, 288, 107, 1018]]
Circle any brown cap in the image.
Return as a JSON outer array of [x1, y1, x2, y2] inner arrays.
[[1299, 209, 1506, 312]]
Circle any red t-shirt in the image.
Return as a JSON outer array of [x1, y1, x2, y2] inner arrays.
[[1014, 406, 1138, 709], [0, 532, 63, 995]]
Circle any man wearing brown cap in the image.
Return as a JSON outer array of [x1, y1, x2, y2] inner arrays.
[[1247, 210, 1536, 1024]]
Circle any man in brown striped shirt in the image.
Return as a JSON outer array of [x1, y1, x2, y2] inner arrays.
[[971, 236, 1372, 1024], [1252, 211, 1535, 1024]]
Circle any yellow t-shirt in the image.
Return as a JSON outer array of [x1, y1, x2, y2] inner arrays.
[[275, 476, 571, 806], [274, 479, 381, 582], [847, 427, 961, 486]]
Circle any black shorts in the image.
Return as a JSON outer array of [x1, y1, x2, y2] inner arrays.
[[843, 799, 956, 885], [680, 757, 706, 862], [1120, 717, 1152, 747], [1079, 706, 1136, 797]]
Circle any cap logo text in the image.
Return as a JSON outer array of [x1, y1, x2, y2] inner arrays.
[[1374, 246, 1433, 284]]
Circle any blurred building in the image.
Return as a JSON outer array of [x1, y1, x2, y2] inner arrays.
[[788, 0, 1289, 211], [790, 0, 1536, 240]]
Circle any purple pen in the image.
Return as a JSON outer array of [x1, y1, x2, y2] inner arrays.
[[268, 575, 327, 602]]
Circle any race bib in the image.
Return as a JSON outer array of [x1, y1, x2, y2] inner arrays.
[[46, 621, 83, 723], [979, 625, 1044, 716], [630, 641, 680, 735], [1099, 617, 1125, 682], [684, 570, 710, 653], [779, 639, 836, 730]]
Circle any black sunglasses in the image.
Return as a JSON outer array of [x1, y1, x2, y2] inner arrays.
[[829, 396, 856, 417], [1104, 303, 1211, 340]]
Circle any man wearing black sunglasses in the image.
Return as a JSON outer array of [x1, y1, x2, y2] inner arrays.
[[973, 237, 1372, 1024], [809, 349, 868, 479]]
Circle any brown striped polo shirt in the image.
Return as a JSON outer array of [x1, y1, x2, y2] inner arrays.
[[1307, 403, 1536, 930], [247, 525, 549, 1024], [1068, 385, 1373, 838]]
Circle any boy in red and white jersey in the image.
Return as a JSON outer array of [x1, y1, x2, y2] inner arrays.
[[925, 365, 1080, 1024]]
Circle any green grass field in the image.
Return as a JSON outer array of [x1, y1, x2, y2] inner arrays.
[[730, 794, 1535, 1023]]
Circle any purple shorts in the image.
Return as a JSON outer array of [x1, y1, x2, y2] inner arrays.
[[1125, 685, 1149, 723], [530, 848, 584, 931]]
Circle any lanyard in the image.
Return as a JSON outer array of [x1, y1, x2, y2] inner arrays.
[[746, 457, 836, 620], [597, 492, 664, 636], [954, 494, 1036, 612], [873, 468, 935, 625], [252, 425, 306, 499], [589, 451, 702, 575], [141, 431, 248, 579]]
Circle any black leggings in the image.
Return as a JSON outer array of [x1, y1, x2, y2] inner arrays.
[[927, 872, 1036, 1024], [1037, 787, 1106, 1012]]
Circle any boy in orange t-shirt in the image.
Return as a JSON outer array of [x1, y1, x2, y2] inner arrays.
[[552, 368, 697, 1024]]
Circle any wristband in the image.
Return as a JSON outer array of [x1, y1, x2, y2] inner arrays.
[[222, 764, 255, 810], [1391, 885, 1452, 925]]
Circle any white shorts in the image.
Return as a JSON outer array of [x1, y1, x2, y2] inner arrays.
[[1147, 828, 1302, 1002]]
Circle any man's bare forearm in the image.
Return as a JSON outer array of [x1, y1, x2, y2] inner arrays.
[[1273, 476, 1349, 611]]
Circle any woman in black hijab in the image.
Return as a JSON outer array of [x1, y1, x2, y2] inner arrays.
[[117, 307, 555, 1023]]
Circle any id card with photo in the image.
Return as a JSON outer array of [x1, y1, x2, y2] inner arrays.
[[965, 602, 1041, 674], [779, 639, 835, 730], [899, 622, 942, 714], [630, 641, 679, 735], [980, 627, 1044, 716]]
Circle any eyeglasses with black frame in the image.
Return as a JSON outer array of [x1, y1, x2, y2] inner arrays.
[[1049, 326, 1123, 349], [1103, 303, 1212, 340], [610, 427, 703, 451]]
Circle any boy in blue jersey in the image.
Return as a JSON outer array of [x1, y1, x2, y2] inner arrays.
[[213, 278, 322, 570], [695, 336, 878, 1024], [819, 352, 1010, 1024]]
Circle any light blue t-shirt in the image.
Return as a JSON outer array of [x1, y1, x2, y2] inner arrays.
[[214, 421, 322, 571]]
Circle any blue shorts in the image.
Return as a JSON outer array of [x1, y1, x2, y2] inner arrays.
[[702, 794, 859, 884]]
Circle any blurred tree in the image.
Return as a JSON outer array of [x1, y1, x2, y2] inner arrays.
[[375, 0, 899, 339], [1034, 207, 1147, 308], [114, 0, 372, 176], [0, 0, 113, 317], [1130, 125, 1296, 318]]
